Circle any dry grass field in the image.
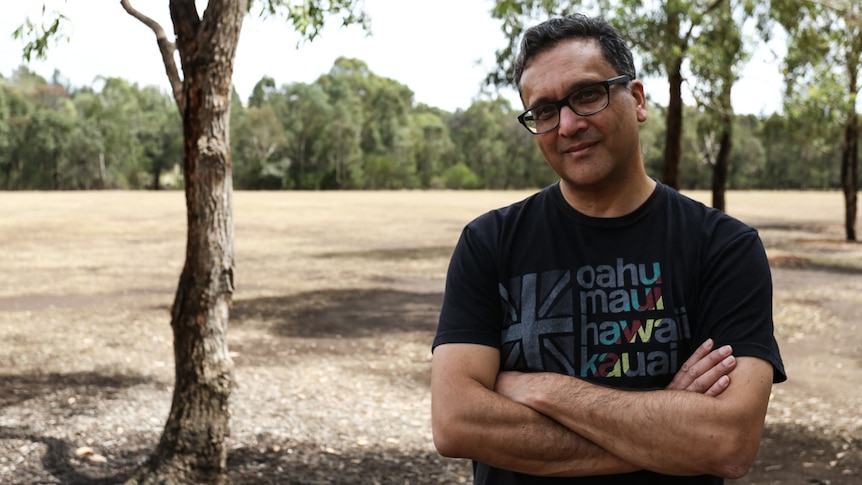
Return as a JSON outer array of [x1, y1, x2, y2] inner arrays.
[[0, 189, 860, 484]]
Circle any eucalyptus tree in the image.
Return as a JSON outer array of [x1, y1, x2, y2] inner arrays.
[[316, 57, 413, 188], [689, 0, 763, 210], [15, 1, 369, 483], [0, 76, 31, 189], [64, 111, 107, 189], [135, 85, 183, 190], [315, 69, 365, 188], [450, 97, 522, 189], [774, 0, 860, 240], [407, 104, 455, 188], [231, 76, 290, 188], [70, 77, 142, 188], [231, 103, 289, 188], [778, 68, 845, 189], [500, 101, 554, 189], [16, 107, 74, 188], [281, 81, 335, 189], [731, 117, 768, 189], [0, 81, 11, 187]]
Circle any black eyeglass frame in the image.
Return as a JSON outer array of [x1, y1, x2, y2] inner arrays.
[[517, 75, 632, 134]]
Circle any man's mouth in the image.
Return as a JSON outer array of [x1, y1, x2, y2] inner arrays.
[[564, 140, 599, 155]]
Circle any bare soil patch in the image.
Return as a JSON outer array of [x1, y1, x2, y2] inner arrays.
[[0, 190, 859, 484]]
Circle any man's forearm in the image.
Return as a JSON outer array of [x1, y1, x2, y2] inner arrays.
[[434, 384, 640, 477], [432, 343, 640, 477], [498, 358, 774, 478]]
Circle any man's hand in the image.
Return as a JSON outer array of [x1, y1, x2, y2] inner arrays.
[[666, 338, 736, 396], [496, 339, 736, 403]]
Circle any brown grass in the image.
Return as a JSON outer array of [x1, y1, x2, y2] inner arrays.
[[0, 189, 854, 297], [0, 189, 859, 484]]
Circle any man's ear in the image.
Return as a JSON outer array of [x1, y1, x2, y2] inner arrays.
[[631, 80, 648, 123]]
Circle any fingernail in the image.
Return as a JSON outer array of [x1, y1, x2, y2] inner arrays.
[[723, 355, 735, 366], [702, 338, 713, 348], [719, 345, 732, 356]]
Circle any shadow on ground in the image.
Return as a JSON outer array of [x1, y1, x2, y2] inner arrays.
[[734, 423, 861, 484], [0, 426, 142, 485], [3, 422, 857, 485], [0, 371, 154, 410], [232, 288, 443, 339], [226, 439, 468, 485], [0, 427, 468, 485]]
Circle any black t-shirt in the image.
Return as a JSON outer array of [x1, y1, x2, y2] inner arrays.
[[433, 182, 786, 485]]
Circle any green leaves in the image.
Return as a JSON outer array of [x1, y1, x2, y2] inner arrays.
[[12, 9, 69, 62], [254, 0, 370, 43]]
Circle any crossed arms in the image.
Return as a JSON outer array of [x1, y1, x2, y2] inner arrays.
[[431, 338, 774, 479]]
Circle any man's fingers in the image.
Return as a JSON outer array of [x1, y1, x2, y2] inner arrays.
[[667, 339, 714, 390], [687, 354, 736, 394], [703, 375, 731, 397], [667, 339, 735, 396]]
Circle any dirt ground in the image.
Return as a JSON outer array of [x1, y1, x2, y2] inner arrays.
[[0, 190, 860, 485]]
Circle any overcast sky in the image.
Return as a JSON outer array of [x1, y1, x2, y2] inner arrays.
[[1, 0, 785, 115]]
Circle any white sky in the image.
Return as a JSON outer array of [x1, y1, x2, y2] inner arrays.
[[0, 0, 784, 115]]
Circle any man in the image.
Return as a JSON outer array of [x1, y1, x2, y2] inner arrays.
[[430, 13, 785, 485]]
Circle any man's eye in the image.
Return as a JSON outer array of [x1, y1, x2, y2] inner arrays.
[[572, 87, 603, 104], [533, 105, 557, 120]]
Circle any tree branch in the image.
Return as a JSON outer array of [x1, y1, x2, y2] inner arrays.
[[120, 0, 185, 114], [683, 0, 726, 45]]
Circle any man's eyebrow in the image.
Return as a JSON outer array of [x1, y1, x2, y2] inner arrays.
[[526, 78, 607, 109]]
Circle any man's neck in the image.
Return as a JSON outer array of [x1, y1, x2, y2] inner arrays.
[[559, 175, 657, 218]]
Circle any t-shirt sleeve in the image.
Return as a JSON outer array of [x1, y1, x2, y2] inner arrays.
[[433, 221, 503, 352], [696, 224, 787, 383]]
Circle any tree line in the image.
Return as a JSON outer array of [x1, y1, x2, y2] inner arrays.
[[0, 60, 847, 193]]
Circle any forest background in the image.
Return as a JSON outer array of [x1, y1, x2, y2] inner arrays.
[[0, 55, 845, 193], [0, 0, 855, 195]]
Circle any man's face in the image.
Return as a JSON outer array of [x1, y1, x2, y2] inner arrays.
[[519, 38, 647, 193]]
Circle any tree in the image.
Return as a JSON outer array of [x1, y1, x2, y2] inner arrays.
[[281, 82, 336, 189], [17, 108, 75, 189], [690, 0, 761, 210], [774, 0, 860, 241], [316, 70, 365, 188], [135, 85, 183, 190], [16, 1, 369, 482], [450, 97, 521, 188], [316, 57, 414, 189], [0, 79, 14, 187], [407, 105, 455, 188], [231, 78, 291, 189]]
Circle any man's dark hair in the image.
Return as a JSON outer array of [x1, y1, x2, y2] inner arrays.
[[513, 14, 637, 91]]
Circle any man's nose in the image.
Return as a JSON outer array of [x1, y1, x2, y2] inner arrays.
[[557, 105, 588, 137]]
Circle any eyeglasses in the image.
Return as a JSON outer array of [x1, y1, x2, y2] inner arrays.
[[517, 75, 631, 134]]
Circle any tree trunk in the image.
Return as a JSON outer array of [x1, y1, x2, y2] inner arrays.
[[841, 54, 858, 242], [125, 1, 245, 483], [841, 108, 858, 242], [711, 123, 732, 212], [98, 151, 107, 189], [663, 59, 684, 190], [712, 80, 734, 212], [152, 162, 162, 190]]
